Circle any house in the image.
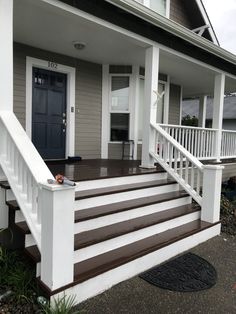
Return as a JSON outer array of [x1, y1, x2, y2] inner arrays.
[[0, 0, 236, 305], [183, 95, 236, 130]]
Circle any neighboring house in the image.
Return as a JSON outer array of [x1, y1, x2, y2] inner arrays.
[[183, 95, 236, 130], [0, 0, 236, 305]]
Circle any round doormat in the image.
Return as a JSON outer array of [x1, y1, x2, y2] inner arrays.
[[140, 253, 217, 292]]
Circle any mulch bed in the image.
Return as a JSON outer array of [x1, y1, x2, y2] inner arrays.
[[220, 194, 236, 236]]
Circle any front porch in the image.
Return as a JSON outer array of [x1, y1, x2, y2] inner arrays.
[[46, 158, 236, 182], [1, 0, 236, 306]]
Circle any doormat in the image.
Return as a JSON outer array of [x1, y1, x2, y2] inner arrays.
[[140, 253, 217, 292]]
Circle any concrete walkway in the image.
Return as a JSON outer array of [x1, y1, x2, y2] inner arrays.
[[77, 234, 236, 314]]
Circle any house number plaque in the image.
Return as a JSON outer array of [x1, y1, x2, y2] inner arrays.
[[48, 61, 58, 69]]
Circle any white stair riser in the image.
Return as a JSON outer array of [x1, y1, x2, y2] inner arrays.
[[53, 224, 221, 305], [6, 189, 15, 201], [15, 210, 25, 223], [25, 234, 36, 247], [74, 212, 200, 263], [36, 263, 41, 277], [76, 184, 179, 210], [74, 196, 192, 233], [76, 173, 167, 192]]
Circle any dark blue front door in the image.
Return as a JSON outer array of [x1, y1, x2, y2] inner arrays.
[[32, 68, 67, 159]]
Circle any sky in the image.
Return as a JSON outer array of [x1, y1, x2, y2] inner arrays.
[[202, 0, 236, 54]]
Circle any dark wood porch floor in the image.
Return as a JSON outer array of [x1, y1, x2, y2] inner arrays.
[[46, 159, 163, 181]]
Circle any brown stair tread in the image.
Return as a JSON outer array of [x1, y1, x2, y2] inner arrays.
[[0, 181, 10, 189], [25, 203, 200, 264], [72, 220, 217, 286], [15, 221, 30, 234], [25, 245, 41, 263], [75, 190, 189, 222], [75, 180, 176, 200], [6, 200, 19, 210], [74, 204, 200, 250]]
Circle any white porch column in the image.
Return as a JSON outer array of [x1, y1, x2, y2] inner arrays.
[[0, 0, 13, 111], [141, 46, 159, 168], [132, 65, 140, 160], [212, 74, 225, 162], [198, 95, 207, 128]]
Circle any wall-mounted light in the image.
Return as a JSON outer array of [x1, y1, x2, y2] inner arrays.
[[73, 41, 86, 50]]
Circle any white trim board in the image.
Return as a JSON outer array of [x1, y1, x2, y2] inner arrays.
[[26, 56, 76, 158]]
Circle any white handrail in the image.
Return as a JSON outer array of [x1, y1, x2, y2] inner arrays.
[[0, 111, 54, 249], [150, 122, 203, 205], [159, 123, 218, 132]]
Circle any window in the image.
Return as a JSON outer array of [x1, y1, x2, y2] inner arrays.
[[134, 0, 167, 17], [111, 76, 129, 111], [110, 76, 130, 141], [110, 113, 129, 141]]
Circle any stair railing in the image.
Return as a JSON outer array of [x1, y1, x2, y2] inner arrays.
[[0, 111, 74, 290], [150, 122, 204, 205], [150, 123, 223, 223]]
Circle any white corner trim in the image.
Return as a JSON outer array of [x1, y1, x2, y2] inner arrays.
[[166, 0, 170, 19], [179, 85, 183, 125], [101, 64, 109, 159], [26, 56, 76, 158]]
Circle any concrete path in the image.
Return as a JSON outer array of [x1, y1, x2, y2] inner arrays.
[[77, 234, 236, 314]]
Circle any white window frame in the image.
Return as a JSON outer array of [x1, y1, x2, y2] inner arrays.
[[135, 0, 170, 18], [109, 73, 132, 144], [26, 57, 76, 159]]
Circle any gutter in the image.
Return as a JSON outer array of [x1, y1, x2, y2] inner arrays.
[[105, 0, 236, 66]]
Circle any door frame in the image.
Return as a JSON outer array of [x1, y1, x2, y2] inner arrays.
[[26, 56, 76, 159]]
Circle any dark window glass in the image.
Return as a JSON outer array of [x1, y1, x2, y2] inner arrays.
[[110, 113, 129, 141]]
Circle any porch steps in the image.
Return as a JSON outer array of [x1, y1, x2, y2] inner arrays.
[[22, 202, 200, 264], [2, 171, 221, 304], [40, 219, 220, 303]]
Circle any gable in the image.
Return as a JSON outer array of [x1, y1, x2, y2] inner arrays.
[[170, 0, 218, 44]]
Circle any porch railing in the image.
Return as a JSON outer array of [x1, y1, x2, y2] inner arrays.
[[150, 122, 223, 224], [0, 111, 74, 290], [221, 130, 236, 158], [159, 124, 217, 160]]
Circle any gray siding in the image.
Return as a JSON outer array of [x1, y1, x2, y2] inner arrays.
[[13, 43, 102, 159], [168, 84, 181, 125], [108, 143, 131, 160]]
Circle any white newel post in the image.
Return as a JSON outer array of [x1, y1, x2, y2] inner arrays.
[[201, 165, 224, 223], [39, 184, 75, 290], [198, 95, 207, 128], [212, 74, 225, 162], [141, 46, 159, 168]]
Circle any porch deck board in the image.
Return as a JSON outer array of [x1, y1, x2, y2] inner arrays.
[[46, 159, 163, 182]]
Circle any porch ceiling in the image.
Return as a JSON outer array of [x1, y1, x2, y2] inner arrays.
[[14, 0, 236, 98]]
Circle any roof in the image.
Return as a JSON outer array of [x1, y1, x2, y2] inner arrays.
[[183, 95, 236, 120]]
